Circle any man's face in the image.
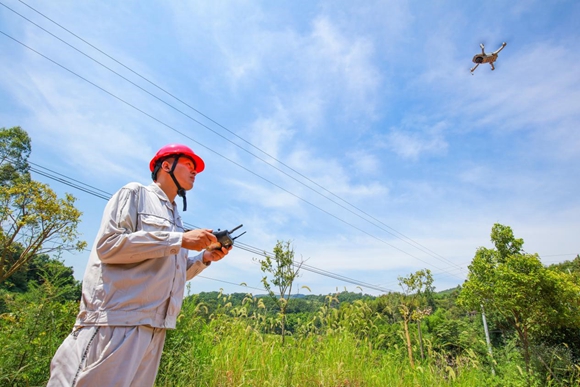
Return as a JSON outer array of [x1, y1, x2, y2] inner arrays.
[[163, 157, 197, 190]]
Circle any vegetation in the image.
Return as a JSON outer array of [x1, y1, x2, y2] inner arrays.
[[2, 242, 578, 386], [397, 269, 434, 368], [257, 240, 305, 344], [0, 126, 86, 285], [0, 126, 31, 186], [459, 224, 580, 384]]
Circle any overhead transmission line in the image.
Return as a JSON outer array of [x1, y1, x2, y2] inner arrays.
[[29, 154, 468, 290], [194, 275, 266, 293], [3, 0, 464, 275], [2, 0, 466, 275], [0, 30, 464, 281], [13, 0, 454, 268], [28, 163, 111, 201], [20, 158, 395, 293], [0, 20, 468, 281]]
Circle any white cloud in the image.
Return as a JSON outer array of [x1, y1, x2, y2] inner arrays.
[[346, 150, 381, 175], [229, 178, 301, 211], [0, 60, 155, 181], [246, 101, 294, 160], [380, 121, 448, 161], [168, 2, 383, 125], [300, 16, 381, 120], [282, 146, 389, 201]]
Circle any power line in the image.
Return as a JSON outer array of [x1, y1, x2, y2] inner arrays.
[[19, 157, 394, 293], [29, 166, 111, 200], [195, 275, 266, 293], [2, 0, 466, 275], [3, 4, 574, 292], [223, 241, 395, 292], [15, 158, 516, 292], [0, 29, 468, 282], [21, 159, 576, 291]]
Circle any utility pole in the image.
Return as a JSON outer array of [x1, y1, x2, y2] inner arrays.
[[481, 304, 496, 376]]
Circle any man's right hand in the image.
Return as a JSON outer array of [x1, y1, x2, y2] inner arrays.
[[181, 229, 217, 251]]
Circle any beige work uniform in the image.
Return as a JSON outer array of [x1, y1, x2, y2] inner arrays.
[[48, 182, 209, 387]]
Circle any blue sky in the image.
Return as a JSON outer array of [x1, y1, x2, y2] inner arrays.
[[1, 1, 579, 296]]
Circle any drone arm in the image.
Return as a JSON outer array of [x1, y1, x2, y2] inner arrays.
[[493, 42, 507, 55], [470, 63, 480, 73], [480, 43, 485, 54], [490, 62, 495, 71]]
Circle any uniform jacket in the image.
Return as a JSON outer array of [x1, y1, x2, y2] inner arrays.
[[76, 182, 208, 329]]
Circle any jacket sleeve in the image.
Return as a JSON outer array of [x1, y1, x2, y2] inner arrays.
[[186, 252, 209, 280], [95, 186, 183, 264]]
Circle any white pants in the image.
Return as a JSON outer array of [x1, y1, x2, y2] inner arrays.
[[47, 325, 166, 387]]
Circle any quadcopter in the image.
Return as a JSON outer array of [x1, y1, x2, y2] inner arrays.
[[470, 42, 506, 74]]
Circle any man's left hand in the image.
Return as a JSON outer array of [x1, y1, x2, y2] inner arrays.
[[202, 245, 232, 265]]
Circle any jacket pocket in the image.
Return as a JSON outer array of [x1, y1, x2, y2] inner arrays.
[[139, 214, 172, 231]]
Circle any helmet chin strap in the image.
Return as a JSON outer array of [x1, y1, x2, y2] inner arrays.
[[168, 156, 187, 211]]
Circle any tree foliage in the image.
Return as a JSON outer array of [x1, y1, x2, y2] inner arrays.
[[0, 126, 31, 186], [0, 253, 81, 297], [257, 240, 304, 343], [0, 179, 87, 283], [458, 223, 580, 378], [397, 269, 434, 368], [0, 126, 86, 284]]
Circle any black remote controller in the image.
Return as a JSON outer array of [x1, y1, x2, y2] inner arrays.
[[209, 224, 245, 250]]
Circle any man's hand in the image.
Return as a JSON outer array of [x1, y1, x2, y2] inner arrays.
[[182, 229, 216, 251], [202, 245, 232, 265]]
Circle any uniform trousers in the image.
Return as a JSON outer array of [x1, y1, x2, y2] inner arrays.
[[47, 325, 166, 387]]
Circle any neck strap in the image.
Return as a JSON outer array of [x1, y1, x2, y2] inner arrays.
[[168, 156, 187, 211]]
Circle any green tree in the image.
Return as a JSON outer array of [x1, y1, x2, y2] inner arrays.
[[0, 253, 81, 300], [0, 126, 31, 186], [397, 269, 434, 368], [257, 240, 304, 344], [458, 223, 580, 380], [0, 178, 87, 284], [0, 127, 86, 284], [549, 254, 580, 281]]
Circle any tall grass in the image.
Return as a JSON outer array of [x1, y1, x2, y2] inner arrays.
[[156, 292, 505, 387], [158, 317, 498, 386], [1, 283, 578, 386], [0, 275, 78, 386]]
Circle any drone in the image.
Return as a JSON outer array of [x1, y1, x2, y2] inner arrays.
[[470, 42, 506, 74]]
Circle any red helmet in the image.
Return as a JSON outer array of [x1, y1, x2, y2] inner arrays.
[[149, 144, 205, 174]]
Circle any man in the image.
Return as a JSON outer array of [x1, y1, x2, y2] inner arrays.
[[48, 144, 231, 386]]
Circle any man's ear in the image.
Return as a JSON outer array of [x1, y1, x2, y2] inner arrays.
[[162, 158, 174, 172]]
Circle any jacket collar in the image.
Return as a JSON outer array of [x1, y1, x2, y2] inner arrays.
[[148, 183, 176, 211]]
